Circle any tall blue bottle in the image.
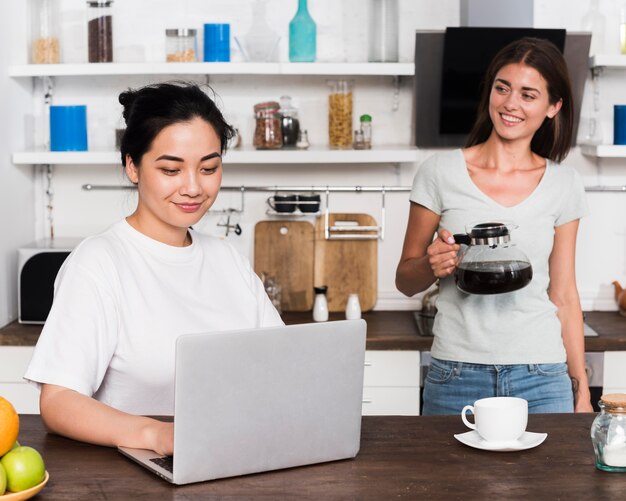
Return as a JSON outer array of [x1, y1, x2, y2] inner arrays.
[[289, 0, 316, 62]]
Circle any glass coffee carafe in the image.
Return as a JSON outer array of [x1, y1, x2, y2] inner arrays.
[[453, 222, 532, 295]]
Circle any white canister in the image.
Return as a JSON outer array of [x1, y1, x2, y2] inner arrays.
[[313, 286, 329, 322], [345, 293, 361, 320]]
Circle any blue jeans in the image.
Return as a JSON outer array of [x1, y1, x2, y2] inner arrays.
[[422, 357, 574, 416]]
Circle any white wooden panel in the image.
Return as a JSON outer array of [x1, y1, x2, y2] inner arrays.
[[603, 351, 626, 390], [0, 383, 40, 414], [0, 347, 35, 382], [361, 387, 420, 416], [363, 351, 420, 387]]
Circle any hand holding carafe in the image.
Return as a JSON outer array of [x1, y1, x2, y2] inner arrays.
[[425, 228, 460, 279]]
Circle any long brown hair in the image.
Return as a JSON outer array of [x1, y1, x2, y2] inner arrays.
[[465, 37, 574, 163]]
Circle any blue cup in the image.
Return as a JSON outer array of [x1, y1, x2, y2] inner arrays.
[[614, 105, 626, 145], [203, 23, 230, 62], [50, 105, 88, 151]]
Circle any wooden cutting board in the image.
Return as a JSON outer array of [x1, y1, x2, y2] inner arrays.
[[314, 213, 378, 312], [254, 221, 314, 312]]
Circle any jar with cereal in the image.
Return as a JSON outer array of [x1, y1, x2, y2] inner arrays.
[[166, 29, 197, 62], [31, 0, 61, 64], [328, 80, 353, 149], [253, 101, 283, 150]]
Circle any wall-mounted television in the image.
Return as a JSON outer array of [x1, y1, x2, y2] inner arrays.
[[413, 28, 591, 148]]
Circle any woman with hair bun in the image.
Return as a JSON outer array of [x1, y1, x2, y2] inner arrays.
[[25, 82, 283, 455], [396, 37, 592, 415]]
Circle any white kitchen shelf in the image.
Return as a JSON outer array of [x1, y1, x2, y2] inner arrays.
[[12, 145, 418, 165], [589, 54, 626, 69], [579, 144, 626, 158], [8, 62, 415, 78]]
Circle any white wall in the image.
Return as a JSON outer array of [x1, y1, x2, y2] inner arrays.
[[0, 3, 35, 326], [1, 0, 625, 327]]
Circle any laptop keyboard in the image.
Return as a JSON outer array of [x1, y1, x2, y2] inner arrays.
[[150, 456, 173, 473]]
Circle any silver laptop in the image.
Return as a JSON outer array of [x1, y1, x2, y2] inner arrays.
[[119, 319, 366, 485]]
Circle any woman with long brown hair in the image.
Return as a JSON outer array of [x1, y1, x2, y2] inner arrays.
[[396, 37, 591, 415]]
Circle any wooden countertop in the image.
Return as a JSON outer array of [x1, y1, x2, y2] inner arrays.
[[1, 310, 625, 351], [17, 413, 626, 499]]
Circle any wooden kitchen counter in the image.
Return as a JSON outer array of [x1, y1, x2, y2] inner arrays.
[[1, 310, 625, 351], [17, 413, 626, 499]]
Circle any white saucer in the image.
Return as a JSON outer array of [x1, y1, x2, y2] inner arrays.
[[454, 430, 548, 452]]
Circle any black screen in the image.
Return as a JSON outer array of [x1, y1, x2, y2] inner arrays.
[[439, 27, 566, 134], [20, 252, 70, 323]]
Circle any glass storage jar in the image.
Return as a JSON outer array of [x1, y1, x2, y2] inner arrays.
[[165, 29, 197, 62], [360, 114, 372, 149], [253, 101, 283, 150], [31, 0, 60, 64], [279, 95, 300, 148], [591, 393, 626, 472], [368, 0, 398, 62], [328, 80, 353, 149], [87, 0, 113, 63]]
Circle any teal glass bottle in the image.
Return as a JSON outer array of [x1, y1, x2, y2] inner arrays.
[[289, 0, 316, 62]]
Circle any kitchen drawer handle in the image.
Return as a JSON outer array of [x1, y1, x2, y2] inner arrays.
[[364, 361, 373, 366], [362, 398, 373, 404]]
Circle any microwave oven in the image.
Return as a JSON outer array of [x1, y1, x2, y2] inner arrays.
[[18, 238, 81, 324]]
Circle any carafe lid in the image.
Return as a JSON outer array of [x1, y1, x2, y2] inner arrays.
[[469, 222, 509, 239], [314, 286, 328, 294]]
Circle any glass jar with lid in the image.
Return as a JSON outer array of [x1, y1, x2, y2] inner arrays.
[[360, 114, 372, 149], [591, 393, 626, 472], [253, 101, 283, 150], [328, 80, 353, 149], [166, 29, 197, 62], [31, 0, 60, 64], [279, 96, 300, 148], [86, 0, 114, 63]]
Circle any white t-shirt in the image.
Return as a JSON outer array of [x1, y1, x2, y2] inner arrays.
[[24, 219, 284, 415], [410, 149, 588, 364]]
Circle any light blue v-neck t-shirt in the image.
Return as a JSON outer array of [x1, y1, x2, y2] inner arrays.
[[410, 149, 588, 364]]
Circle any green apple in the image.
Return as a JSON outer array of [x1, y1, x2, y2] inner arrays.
[[10, 440, 20, 450], [0, 462, 6, 495], [0, 446, 45, 492]]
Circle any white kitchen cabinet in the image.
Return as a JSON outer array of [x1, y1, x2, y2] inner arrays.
[[0, 347, 39, 414], [362, 350, 420, 416], [603, 351, 626, 394]]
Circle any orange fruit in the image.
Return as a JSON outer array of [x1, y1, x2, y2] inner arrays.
[[0, 397, 19, 457]]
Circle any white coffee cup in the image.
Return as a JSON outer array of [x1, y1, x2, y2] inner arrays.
[[461, 396, 528, 443]]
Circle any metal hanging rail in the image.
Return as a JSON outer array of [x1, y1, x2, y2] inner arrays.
[[82, 184, 411, 193], [82, 184, 406, 241], [81, 183, 626, 193]]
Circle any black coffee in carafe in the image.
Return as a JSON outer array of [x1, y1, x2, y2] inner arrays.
[[455, 260, 533, 295]]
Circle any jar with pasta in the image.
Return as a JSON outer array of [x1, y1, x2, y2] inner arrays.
[[328, 80, 353, 149], [253, 101, 283, 150], [31, 0, 61, 64], [165, 29, 197, 62]]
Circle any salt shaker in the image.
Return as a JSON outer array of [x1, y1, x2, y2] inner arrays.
[[591, 393, 626, 472], [313, 286, 329, 322], [345, 293, 361, 320]]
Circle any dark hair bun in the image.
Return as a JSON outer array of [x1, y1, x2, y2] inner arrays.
[[119, 89, 138, 122]]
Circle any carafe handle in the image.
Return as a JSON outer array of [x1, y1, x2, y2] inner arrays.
[[453, 234, 471, 246]]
